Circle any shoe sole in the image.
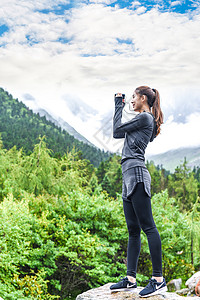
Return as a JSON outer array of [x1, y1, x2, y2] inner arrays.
[[139, 286, 168, 297], [110, 287, 137, 292]]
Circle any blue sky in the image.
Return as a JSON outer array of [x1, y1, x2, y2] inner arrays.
[[0, 25, 9, 36], [0, 0, 199, 154], [36, 0, 200, 14]]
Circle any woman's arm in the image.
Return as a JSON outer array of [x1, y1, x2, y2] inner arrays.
[[113, 97, 152, 138], [113, 95, 126, 138]]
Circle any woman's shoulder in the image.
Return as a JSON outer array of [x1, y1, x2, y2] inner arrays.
[[138, 111, 154, 124]]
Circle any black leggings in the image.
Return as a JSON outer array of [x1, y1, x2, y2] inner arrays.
[[123, 182, 162, 278]]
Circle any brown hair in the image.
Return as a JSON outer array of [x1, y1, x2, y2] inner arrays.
[[135, 86, 164, 136]]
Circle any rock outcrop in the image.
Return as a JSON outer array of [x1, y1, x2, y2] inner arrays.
[[76, 283, 199, 300], [167, 279, 182, 291], [186, 271, 200, 295]]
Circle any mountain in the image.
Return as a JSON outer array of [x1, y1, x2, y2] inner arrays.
[[34, 108, 94, 146], [0, 88, 111, 167], [22, 92, 106, 151], [146, 146, 200, 172]]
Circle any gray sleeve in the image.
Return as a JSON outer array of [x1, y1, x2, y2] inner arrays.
[[113, 99, 152, 138], [113, 96, 126, 138]]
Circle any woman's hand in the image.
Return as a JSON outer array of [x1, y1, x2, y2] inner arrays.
[[115, 93, 122, 97], [115, 93, 125, 103]]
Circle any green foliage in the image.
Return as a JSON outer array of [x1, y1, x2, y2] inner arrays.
[[146, 160, 169, 195], [13, 271, 59, 300], [168, 158, 199, 211], [0, 124, 200, 299], [1, 185, 199, 299], [0, 195, 59, 299], [0, 139, 127, 298], [186, 197, 200, 267], [97, 154, 122, 198], [27, 190, 128, 298], [0, 190, 127, 299], [0, 137, 96, 200], [151, 190, 197, 281]]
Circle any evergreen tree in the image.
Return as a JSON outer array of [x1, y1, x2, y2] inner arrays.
[[96, 161, 107, 184], [101, 174, 112, 196], [146, 160, 168, 195], [168, 158, 198, 211]]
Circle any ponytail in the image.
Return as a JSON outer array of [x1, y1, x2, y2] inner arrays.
[[135, 86, 164, 136], [151, 88, 163, 136]]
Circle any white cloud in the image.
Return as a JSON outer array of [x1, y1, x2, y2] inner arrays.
[[0, 5, 69, 46], [135, 6, 147, 14], [171, 1, 182, 7], [131, 1, 141, 9], [89, 0, 116, 4]]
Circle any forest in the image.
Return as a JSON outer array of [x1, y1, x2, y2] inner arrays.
[[0, 87, 200, 299], [0, 136, 200, 300]]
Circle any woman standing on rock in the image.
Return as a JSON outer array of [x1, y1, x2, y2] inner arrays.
[[110, 86, 167, 297]]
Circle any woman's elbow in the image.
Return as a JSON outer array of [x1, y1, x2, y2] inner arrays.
[[113, 133, 120, 139], [113, 130, 125, 139]]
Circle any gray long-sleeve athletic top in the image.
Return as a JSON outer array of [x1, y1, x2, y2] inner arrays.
[[113, 96, 157, 173]]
